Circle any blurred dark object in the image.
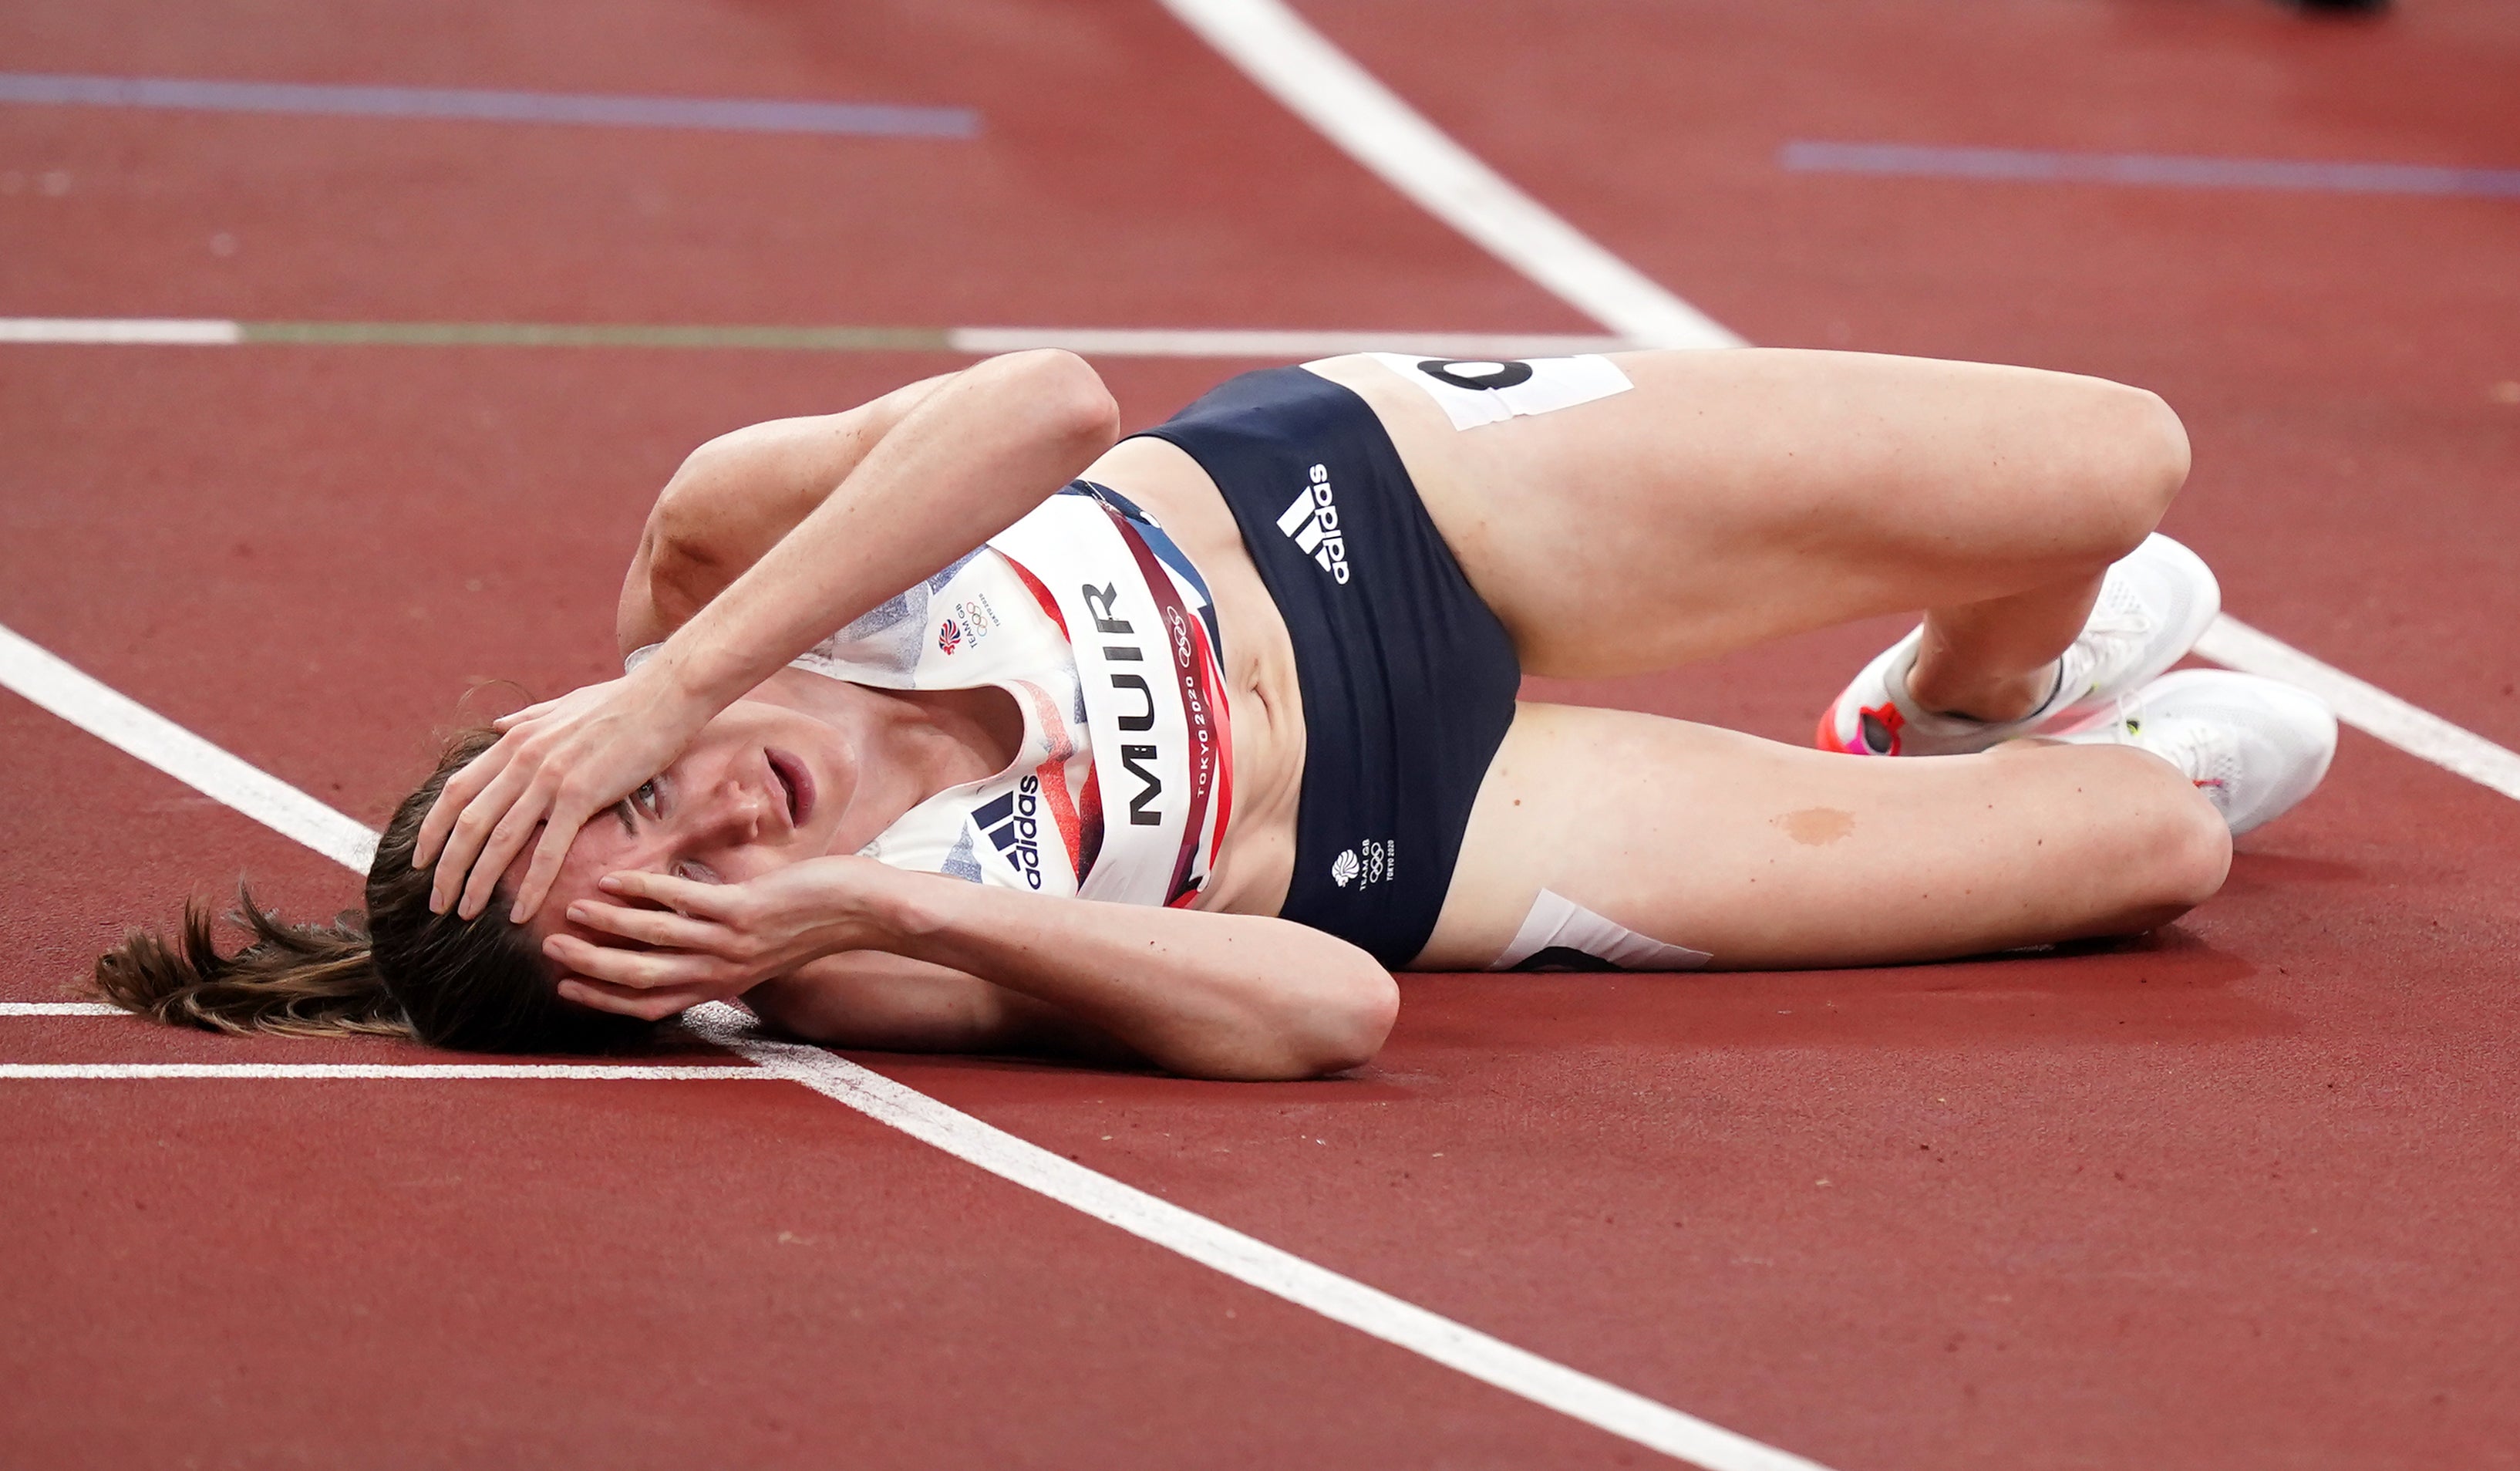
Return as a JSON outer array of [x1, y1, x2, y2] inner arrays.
[[2282, 0, 2391, 13]]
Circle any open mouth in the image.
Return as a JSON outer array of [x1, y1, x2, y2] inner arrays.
[[765, 749, 813, 827]]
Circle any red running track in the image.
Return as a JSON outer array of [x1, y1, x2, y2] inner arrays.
[[3, 2, 2516, 1468]]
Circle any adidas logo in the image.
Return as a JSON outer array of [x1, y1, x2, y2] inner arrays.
[[970, 775, 1045, 890], [1275, 464, 1350, 584]]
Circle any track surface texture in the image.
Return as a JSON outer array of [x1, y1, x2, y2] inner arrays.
[[4, 2, 2515, 1469]]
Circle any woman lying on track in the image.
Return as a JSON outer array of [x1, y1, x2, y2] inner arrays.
[[98, 348, 2336, 1078]]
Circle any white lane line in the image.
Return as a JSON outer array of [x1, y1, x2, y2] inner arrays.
[[2, 1063, 763, 1080], [1174, 0, 2520, 818], [951, 326, 1632, 358], [2198, 616, 2520, 800], [0, 318, 1632, 359], [0, 622, 379, 870], [0, 1002, 128, 1017], [0, 625, 1824, 1471], [0, 317, 241, 344], [687, 1007, 1834, 1471], [1156, 0, 1741, 351]]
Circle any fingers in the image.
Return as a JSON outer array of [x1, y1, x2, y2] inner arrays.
[[419, 673, 683, 918], [557, 974, 715, 1022], [429, 757, 544, 916], [502, 790, 598, 924], [596, 869, 738, 921], [544, 932, 724, 991], [412, 737, 515, 871], [567, 898, 719, 952], [457, 781, 561, 922], [506, 781, 615, 916], [490, 697, 562, 733]]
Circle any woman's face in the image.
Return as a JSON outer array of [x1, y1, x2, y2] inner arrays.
[[528, 697, 858, 944]]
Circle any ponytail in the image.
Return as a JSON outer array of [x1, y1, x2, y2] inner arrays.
[[93, 725, 652, 1054], [93, 889, 409, 1039]]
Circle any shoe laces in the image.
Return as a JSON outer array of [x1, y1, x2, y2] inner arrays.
[[2099, 692, 2241, 813], [2062, 579, 2159, 693]]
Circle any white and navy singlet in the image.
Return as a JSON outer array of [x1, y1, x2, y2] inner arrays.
[[641, 483, 1234, 908]]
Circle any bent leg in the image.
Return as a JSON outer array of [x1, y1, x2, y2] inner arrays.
[[1311, 349, 2190, 697], [1417, 703, 2231, 971]]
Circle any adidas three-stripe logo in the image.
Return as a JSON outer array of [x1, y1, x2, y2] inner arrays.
[[1276, 463, 1350, 585]]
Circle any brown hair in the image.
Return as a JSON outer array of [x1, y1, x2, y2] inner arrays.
[[92, 727, 651, 1053]]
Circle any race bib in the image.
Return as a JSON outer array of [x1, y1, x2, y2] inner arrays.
[[1340, 353, 1635, 430]]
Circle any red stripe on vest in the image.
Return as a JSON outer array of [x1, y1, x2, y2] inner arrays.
[[1100, 506, 1225, 905], [1004, 557, 1069, 639]]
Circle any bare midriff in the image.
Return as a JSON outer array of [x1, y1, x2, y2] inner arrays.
[[1082, 435, 1305, 921]]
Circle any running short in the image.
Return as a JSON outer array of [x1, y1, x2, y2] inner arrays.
[[1133, 366, 1522, 967]]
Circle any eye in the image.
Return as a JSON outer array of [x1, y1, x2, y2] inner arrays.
[[634, 779, 661, 816], [672, 859, 721, 884]]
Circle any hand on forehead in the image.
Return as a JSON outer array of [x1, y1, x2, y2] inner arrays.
[[504, 818, 646, 947]]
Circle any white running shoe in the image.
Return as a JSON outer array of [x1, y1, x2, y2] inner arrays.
[[2055, 670, 2338, 835], [1816, 533, 2222, 757]]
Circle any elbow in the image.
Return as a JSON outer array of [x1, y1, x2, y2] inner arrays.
[[1272, 967, 1400, 1079], [1307, 967, 1400, 1076], [1174, 960, 1399, 1083], [645, 431, 759, 567], [994, 349, 1120, 456], [659, 426, 759, 511]]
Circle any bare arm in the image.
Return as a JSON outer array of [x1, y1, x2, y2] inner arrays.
[[743, 953, 1146, 1068], [631, 347, 1121, 726], [551, 860, 1401, 1081], [419, 349, 1121, 920], [615, 370, 960, 653]]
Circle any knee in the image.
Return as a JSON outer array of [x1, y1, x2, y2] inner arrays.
[[2109, 752, 2232, 921], [2124, 387, 2192, 523], [2071, 383, 2192, 562], [2151, 789, 2232, 913]]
